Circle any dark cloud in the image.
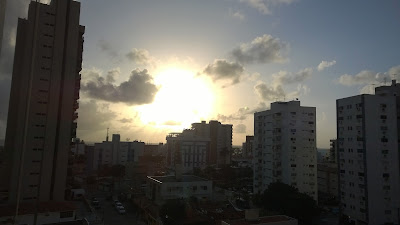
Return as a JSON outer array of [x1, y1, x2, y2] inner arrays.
[[126, 48, 152, 65], [119, 118, 133, 123], [81, 69, 159, 105], [254, 82, 286, 101], [230, 34, 287, 65], [202, 59, 245, 85], [233, 124, 246, 133]]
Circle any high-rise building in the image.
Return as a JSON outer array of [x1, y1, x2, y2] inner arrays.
[[337, 80, 400, 225], [0, 0, 84, 203], [192, 120, 233, 166], [253, 101, 317, 201]]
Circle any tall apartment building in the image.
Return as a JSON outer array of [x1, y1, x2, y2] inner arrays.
[[0, 0, 84, 203], [337, 80, 400, 225], [192, 120, 233, 166], [166, 129, 210, 173], [253, 101, 317, 201]]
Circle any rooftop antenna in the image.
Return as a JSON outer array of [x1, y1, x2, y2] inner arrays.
[[384, 77, 388, 85], [106, 127, 109, 142]]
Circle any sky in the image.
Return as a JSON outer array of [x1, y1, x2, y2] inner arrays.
[[1, 0, 400, 148]]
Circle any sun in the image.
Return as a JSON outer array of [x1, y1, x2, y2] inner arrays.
[[138, 67, 215, 130]]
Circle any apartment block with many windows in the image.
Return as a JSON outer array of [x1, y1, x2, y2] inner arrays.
[[253, 101, 317, 201], [337, 80, 400, 225]]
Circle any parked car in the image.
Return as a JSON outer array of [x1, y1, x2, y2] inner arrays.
[[116, 206, 126, 214]]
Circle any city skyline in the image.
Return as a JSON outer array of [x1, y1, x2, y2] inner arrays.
[[1, 1, 400, 148]]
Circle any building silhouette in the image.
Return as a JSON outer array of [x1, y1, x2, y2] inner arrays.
[[0, 0, 84, 203], [192, 120, 233, 166], [253, 101, 318, 201], [337, 80, 400, 225]]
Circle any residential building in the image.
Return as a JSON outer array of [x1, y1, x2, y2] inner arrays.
[[0, 0, 84, 203], [329, 139, 338, 163], [71, 138, 85, 155], [93, 134, 144, 169], [166, 129, 210, 173], [242, 135, 254, 157], [253, 101, 317, 201], [317, 162, 338, 200], [146, 174, 212, 205], [192, 120, 233, 166], [337, 80, 400, 225]]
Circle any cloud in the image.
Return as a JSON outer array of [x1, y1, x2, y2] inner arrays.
[[229, 9, 245, 20], [163, 121, 182, 126], [76, 100, 117, 140], [97, 39, 118, 58], [239, 0, 295, 15], [126, 48, 153, 65], [255, 82, 286, 101], [317, 60, 336, 71], [234, 124, 247, 133], [337, 65, 400, 94], [119, 118, 133, 123], [201, 59, 245, 85], [230, 34, 287, 65], [217, 104, 268, 122], [272, 67, 313, 85], [81, 68, 159, 105]]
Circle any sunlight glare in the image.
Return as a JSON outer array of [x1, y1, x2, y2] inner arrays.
[[138, 68, 215, 130]]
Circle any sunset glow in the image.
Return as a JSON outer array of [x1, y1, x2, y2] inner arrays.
[[138, 68, 215, 130]]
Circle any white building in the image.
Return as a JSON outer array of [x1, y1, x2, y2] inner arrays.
[[166, 129, 210, 173], [146, 174, 212, 205], [253, 101, 317, 201], [92, 134, 144, 169], [337, 80, 400, 225]]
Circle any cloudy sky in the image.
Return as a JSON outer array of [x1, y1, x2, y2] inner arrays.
[[1, 0, 400, 148]]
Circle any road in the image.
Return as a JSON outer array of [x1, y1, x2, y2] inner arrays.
[[89, 192, 146, 225]]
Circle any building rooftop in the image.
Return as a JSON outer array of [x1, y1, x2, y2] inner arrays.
[[0, 201, 78, 217], [148, 175, 209, 183], [223, 215, 296, 225]]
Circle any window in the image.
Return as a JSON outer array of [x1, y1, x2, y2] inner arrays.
[[60, 211, 74, 218], [201, 186, 208, 190]]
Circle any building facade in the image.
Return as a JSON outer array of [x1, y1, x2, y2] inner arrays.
[[93, 134, 145, 169], [146, 175, 212, 205], [242, 135, 254, 157], [192, 120, 233, 166], [337, 80, 400, 225], [253, 101, 317, 201], [0, 0, 84, 203], [317, 162, 338, 200], [166, 129, 210, 173]]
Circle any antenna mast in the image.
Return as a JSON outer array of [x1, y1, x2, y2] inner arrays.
[[106, 127, 109, 142]]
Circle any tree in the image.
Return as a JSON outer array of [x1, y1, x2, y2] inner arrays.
[[258, 182, 320, 224]]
